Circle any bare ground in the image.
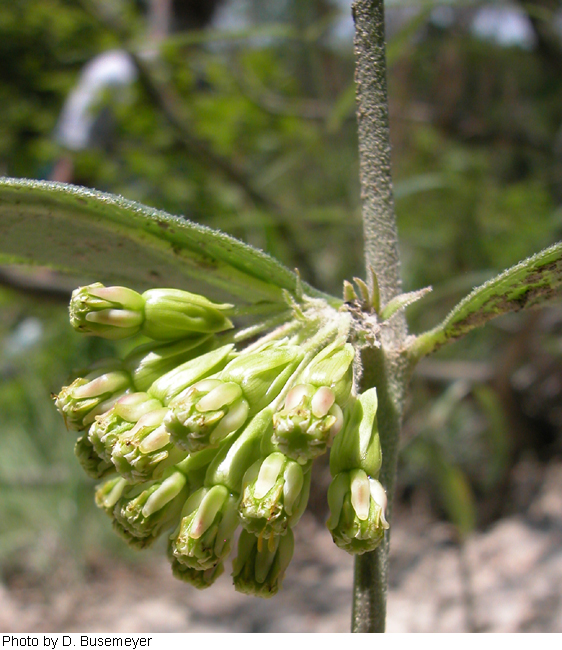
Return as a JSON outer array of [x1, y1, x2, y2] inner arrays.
[[2, 461, 562, 633]]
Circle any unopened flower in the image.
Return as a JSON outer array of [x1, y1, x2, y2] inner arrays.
[[219, 343, 304, 412], [204, 407, 275, 495], [70, 283, 145, 339], [239, 452, 311, 539], [329, 388, 381, 478], [170, 485, 239, 571], [124, 335, 214, 392], [271, 340, 353, 463], [54, 361, 131, 430], [112, 470, 189, 548], [111, 407, 186, 483], [327, 387, 387, 554], [74, 434, 114, 479], [142, 288, 233, 339], [165, 344, 301, 453], [147, 344, 235, 405], [169, 554, 224, 589], [88, 392, 163, 463], [70, 284, 234, 341], [327, 470, 388, 554], [232, 528, 294, 598]]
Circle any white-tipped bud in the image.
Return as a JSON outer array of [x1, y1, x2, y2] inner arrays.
[[69, 283, 145, 340], [196, 382, 243, 412], [165, 379, 250, 453], [350, 471, 371, 521], [55, 367, 132, 431], [170, 486, 239, 571], [311, 386, 336, 418], [272, 385, 341, 463], [327, 471, 388, 555], [369, 478, 389, 530], [239, 452, 311, 540], [254, 453, 285, 500]]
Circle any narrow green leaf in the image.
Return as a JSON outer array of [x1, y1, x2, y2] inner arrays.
[[343, 280, 357, 303], [472, 385, 511, 490], [0, 178, 335, 306], [353, 276, 371, 308], [411, 242, 562, 359], [420, 441, 477, 541], [380, 286, 432, 321], [369, 266, 380, 315]]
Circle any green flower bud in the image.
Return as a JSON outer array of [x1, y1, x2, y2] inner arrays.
[[165, 378, 250, 452], [219, 343, 304, 415], [329, 388, 381, 478], [95, 476, 129, 513], [124, 335, 214, 392], [111, 407, 186, 483], [299, 340, 355, 405], [170, 485, 239, 571], [69, 283, 145, 339], [164, 343, 301, 454], [232, 528, 294, 599], [205, 408, 274, 494], [169, 554, 224, 589], [175, 446, 219, 484], [74, 434, 114, 480], [55, 362, 132, 430], [141, 288, 233, 340], [272, 384, 345, 464], [112, 470, 189, 548], [327, 470, 389, 555], [147, 344, 234, 405], [239, 452, 311, 540], [88, 392, 163, 463]]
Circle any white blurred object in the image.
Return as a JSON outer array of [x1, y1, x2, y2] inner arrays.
[[54, 50, 138, 151], [471, 5, 536, 49], [430, 5, 455, 29], [5, 318, 43, 356]]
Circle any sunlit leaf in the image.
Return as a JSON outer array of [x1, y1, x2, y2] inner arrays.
[[0, 178, 335, 305], [411, 242, 562, 358]]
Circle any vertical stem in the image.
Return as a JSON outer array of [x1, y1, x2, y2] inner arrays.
[[353, 344, 408, 632], [353, 0, 402, 309], [351, 0, 408, 633]]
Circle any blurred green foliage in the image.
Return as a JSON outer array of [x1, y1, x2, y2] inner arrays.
[[1, 0, 562, 580]]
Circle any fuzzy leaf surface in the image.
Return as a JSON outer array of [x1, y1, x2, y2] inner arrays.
[[412, 241, 562, 358], [0, 178, 332, 305]]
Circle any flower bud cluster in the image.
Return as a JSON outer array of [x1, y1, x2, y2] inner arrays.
[[55, 282, 389, 598]]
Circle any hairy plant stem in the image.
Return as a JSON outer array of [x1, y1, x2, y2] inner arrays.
[[352, 0, 409, 633]]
